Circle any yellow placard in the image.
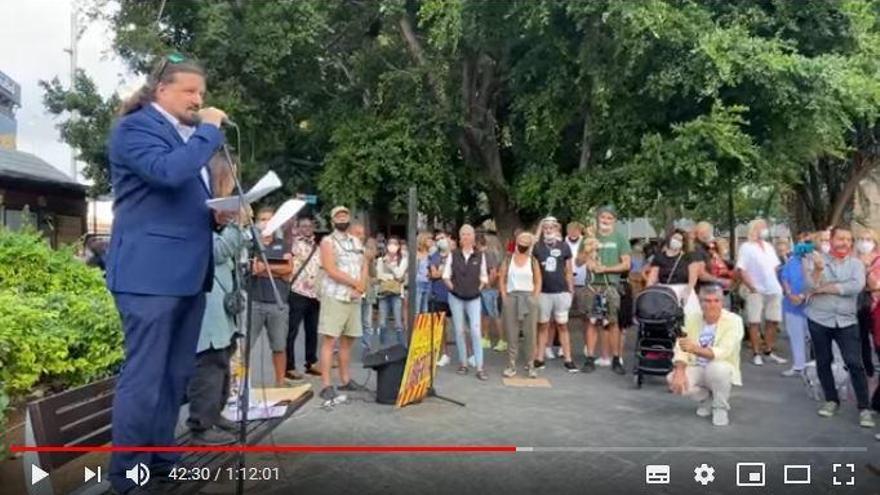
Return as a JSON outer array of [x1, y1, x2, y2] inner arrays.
[[396, 312, 445, 407]]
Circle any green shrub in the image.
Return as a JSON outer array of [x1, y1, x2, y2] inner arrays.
[[0, 227, 122, 402]]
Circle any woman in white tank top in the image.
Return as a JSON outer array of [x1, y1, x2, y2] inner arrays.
[[499, 232, 543, 378]]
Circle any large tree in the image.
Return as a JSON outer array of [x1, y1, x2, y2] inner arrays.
[[54, 0, 880, 237]]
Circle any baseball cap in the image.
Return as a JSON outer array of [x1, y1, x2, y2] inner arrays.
[[330, 206, 350, 218], [597, 205, 617, 218]]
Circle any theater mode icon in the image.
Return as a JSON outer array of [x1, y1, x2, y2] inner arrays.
[[736, 462, 765, 487], [645, 465, 671, 485], [784, 465, 811, 485]]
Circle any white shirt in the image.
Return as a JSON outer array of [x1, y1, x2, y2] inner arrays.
[[735, 240, 783, 295], [566, 236, 586, 286], [442, 248, 489, 285], [507, 255, 535, 292], [151, 102, 211, 192]]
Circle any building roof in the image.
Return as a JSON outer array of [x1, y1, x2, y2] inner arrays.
[[0, 148, 84, 190]]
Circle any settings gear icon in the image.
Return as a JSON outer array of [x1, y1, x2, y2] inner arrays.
[[694, 464, 716, 485]]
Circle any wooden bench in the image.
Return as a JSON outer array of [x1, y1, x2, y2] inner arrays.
[[23, 377, 312, 495]]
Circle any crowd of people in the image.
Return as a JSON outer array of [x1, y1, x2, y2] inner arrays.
[[189, 178, 880, 441], [87, 171, 878, 445]]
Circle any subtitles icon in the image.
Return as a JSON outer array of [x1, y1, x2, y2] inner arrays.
[[125, 463, 151, 487], [645, 465, 671, 485], [783, 465, 811, 485], [832, 463, 855, 486], [736, 462, 765, 487]]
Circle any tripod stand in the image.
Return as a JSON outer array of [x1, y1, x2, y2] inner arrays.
[[219, 142, 286, 495], [405, 186, 464, 407]]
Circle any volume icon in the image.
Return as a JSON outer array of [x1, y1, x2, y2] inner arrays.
[[125, 463, 150, 487]]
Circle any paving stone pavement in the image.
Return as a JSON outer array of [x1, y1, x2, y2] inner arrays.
[[240, 322, 880, 495]]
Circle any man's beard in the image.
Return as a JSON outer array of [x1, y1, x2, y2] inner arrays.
[[179, 108, 199, 126]]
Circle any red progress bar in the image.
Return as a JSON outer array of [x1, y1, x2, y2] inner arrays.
[[11, 445, 517, 454]]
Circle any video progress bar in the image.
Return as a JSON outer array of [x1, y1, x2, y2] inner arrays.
[[515, 447, 869, 453], [12, 445, 868, 454]]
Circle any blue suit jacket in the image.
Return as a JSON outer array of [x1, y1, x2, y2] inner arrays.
[[106, 104, 225, 296]]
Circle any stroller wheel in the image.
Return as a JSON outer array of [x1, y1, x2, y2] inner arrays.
[[633, 372, 643, 389]]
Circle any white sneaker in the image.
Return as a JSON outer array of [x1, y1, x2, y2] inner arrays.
[[767, 352, 788, 364], [437, 354, 451, 367], [752, 354, 764, 366], [554, 346, 564, 358], [696, 401, 711, 418], [468, 355, 476, 367], [596, 357, 612, 367], [781, 368, 803, 377], [545, 347, 556, 360], [712, 408, 729, 427]]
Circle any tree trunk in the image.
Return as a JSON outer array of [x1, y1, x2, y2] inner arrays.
[[827, 154, 874, 226], [398, 13, 522, 241], [578, 106, 592, 172]]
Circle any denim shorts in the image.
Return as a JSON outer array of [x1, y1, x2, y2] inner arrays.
[[481, 288, 501, 318]]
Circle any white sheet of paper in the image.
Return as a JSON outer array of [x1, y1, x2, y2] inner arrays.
[[221, 400, 287, 422], [261, 199, 306, 237], [205, 170, 282, 212]]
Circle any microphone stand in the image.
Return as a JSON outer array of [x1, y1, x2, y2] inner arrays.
[[219, 139, 286, 495]]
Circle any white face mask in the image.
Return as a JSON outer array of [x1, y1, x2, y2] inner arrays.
[[759, 229, 770, 240], [820, 241, 831, 254], [857, 240, 875, 255], [387, 244, 400, 254], [669, 238, 683, 251], [437, 239, 450, 252]]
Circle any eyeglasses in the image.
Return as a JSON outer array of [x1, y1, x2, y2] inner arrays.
[[154, 52, 186, 82]]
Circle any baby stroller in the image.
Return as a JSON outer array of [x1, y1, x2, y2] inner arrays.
[[632, 285, 685, 388]]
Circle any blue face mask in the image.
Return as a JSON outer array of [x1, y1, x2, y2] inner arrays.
[[793, 242, 814, 257]]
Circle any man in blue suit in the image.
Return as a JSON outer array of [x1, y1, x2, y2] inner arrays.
[[105, 54, 229, 494]]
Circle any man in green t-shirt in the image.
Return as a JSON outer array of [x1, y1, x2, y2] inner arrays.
[[581, 206, 631, 375]]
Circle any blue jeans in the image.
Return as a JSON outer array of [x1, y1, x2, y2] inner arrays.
[[416, 281, 431, 314], [449, 294, 483, 369], [360, 299, 373, 350], [378, 294, 404, 346]]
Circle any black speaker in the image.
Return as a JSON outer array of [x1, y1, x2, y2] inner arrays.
[[363, 344, 408, 405]]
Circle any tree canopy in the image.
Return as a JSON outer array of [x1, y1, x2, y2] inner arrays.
[[46, 0, 880, 237]]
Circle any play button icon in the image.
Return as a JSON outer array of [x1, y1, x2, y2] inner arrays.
[[31, 464, 49, 485]]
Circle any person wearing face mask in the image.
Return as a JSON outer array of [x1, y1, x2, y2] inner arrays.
[[415, 234, 435, 315], [646, 229, 698, 312], [816, 229, 832, 256], [855, 228, 880, 379], [735, 219, 788, 367], [533, 217, 578, 373], [376, 236, 409, 347], [585, 206, 632, 375], [804, 225, 875, 429], [778, 238, 813, 377], [317, 206, 369, 403], [429, 232, 453, 366], [499, 232, 543, 378]]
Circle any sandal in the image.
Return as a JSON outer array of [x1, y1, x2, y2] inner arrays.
[[457, 366, 469, 375]]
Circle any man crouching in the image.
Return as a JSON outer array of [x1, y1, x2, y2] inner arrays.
[[667, 284, 744, 426]]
